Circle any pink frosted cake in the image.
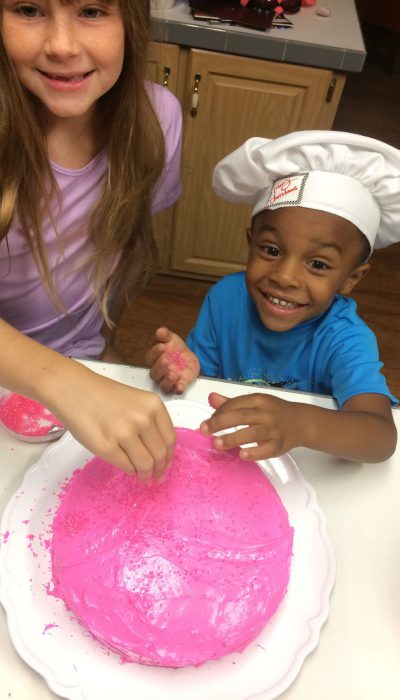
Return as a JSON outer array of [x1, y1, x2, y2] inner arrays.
[[51, 428, 293, 667]]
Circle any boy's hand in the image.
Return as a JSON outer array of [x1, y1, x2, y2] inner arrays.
[[201, 391, 302, 461], [201, 391, 397, 464], [145, 327, 200, 394]]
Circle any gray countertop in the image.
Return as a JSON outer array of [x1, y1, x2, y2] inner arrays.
[[151, 0, 366, 72]]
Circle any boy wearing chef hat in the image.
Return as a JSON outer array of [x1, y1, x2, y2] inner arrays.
[[146, 131, 399, 463]]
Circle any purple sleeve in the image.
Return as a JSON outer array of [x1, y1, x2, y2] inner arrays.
[[146, 82, 182, 215]]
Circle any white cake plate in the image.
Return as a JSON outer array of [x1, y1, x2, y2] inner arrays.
[[0, 399, 335, 700]]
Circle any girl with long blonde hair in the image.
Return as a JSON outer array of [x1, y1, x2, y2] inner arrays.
[[0, 0, 182, 477]]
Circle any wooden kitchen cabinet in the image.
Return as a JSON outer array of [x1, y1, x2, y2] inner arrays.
[[148, 43, 346, 278], [147, 41, 181, 95], [146, 42, 181, 267]]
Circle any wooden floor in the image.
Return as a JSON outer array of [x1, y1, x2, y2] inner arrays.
[[115, 42, 400, 399]]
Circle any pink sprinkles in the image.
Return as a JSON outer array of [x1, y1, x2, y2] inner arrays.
[[0, 393, 63, 437], [1, 530, 10, 544], [165, 350, 188, 372]]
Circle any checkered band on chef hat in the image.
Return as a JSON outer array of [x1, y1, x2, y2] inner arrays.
[[212, 131, 400, 250]]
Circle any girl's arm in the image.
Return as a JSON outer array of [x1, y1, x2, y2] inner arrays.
[[0, 319, 175, 479], [200, 391, 397, 464]]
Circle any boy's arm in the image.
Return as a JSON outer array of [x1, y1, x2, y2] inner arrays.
[[201, 391, 397, 464], [145, 327, 200, 394], [145, 283, 219, 394], [300, 393, 396, 463]]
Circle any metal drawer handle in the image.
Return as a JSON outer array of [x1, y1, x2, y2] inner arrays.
[[191, 73, 201, 117], [162, 65, 171, 88]]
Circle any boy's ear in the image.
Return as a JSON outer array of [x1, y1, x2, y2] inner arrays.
[[246, 227, 253, 259], [339, 262, 370, 295]]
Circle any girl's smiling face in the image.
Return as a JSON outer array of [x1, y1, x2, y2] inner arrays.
[[245, 206, 370, 332], [2, 0, 124, 124]]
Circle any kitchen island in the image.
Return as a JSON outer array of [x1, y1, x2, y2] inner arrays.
[[0, 362, 399, 699]]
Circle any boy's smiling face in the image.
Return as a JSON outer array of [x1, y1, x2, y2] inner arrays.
[[245, 206, 370, 332]]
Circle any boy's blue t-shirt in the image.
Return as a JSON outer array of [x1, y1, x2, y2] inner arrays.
[[186, 272, 397, 408]]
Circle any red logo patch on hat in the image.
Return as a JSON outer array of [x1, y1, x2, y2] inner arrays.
[[267, 172, 309, 209]]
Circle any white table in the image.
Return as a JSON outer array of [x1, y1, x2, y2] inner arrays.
[[1, 362, 399, 700]]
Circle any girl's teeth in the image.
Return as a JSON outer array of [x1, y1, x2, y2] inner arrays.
[[47, 73, 86, 81]]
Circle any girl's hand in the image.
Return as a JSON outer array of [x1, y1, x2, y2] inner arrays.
[[201, 391, 302, 461], [0, 319, 175, 479], [145, 326, 200, 394], [52, 367, 176, 481]]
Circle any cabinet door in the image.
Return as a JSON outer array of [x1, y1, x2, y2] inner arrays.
[[146, 41, 180, 95], [171, 49, 343, 278], [146, 42, 181, 268]]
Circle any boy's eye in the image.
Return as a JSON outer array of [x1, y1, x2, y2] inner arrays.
[[260, 244, 280, 257], [309, 259, 330, 271]]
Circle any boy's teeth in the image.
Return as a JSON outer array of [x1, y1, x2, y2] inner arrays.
[[268, 295, 297, 308]]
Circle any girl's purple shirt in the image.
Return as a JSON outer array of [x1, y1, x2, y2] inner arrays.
[[0, 83, 182, 358]]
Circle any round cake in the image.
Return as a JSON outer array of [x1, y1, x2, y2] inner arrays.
[[50, 427, 293, 667]]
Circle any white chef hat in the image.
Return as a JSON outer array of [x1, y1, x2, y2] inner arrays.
[[212, 131, 400, 250]]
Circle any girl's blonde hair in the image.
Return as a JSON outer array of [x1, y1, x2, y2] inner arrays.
[[0, 0, 165, 325]]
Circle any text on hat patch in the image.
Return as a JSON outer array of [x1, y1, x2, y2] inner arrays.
[[267, 172, 310, 209]]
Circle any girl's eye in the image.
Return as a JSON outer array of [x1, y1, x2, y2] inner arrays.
[[16, 4, 41, 18], [80, 6, 106, 19], [309, 259, 330, 271]]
